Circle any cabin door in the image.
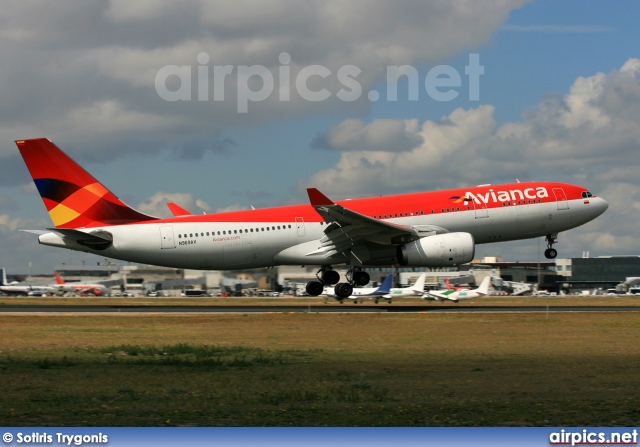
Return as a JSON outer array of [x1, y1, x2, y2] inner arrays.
[[160, 225, 176, 249]]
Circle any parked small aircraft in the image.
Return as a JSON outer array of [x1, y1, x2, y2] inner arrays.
[[423, 275, 492, 302]]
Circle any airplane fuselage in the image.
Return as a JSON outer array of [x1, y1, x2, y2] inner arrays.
[[37, 181, 608, 270]]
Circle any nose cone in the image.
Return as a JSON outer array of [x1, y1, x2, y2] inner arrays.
[[589, 197, 609, 218], [595, 196, 609, 216]]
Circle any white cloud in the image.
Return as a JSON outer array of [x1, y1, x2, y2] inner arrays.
[[0, 0, 527, 163], [312, 118, 422, 152]]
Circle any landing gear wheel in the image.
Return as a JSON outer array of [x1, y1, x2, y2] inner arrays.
[[322, 270, 340, 285], [353, 271, 370, 286], [334, 283, 353, 299], [544, 248, 557, 259], [305, 281, 324, 296], [544, 233, 559, 259]]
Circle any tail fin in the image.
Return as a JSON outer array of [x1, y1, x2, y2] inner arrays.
[[16, 139, 156, 228], [0, 268, 6, 286], [476, 276, 492, 296], [411, 273, 426, 293], [445, 278, 452, 290], [54, 272, 65, 285], [376, 274, 393, 294]]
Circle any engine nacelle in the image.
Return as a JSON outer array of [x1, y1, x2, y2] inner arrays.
[[397, 232, 475, 267]]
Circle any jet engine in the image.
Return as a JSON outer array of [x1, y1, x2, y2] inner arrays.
[[397, 232, 475, 267]]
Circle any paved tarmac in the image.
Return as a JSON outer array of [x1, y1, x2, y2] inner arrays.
[[0, 304, 639, 314]]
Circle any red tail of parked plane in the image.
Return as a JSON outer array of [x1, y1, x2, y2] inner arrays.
[[15, 138, 609, 300]]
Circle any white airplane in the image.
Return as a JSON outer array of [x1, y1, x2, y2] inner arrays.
[[423, 275, 492, 302], [0, 268, 57, 296], [375, 273, 427, 303], [15, 138, 609, 300], [323, 274, 393, 303], [53, 272, 109, 296]]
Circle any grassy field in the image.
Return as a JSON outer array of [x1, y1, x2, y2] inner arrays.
[[1, 307, 640, 426]]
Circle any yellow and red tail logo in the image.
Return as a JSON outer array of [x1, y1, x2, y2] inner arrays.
[[16, 139, 155, 228]]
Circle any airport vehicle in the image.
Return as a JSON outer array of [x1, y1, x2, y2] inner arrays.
[[423, 275, 492, 302], [16, 138, 609, 300], [53, 272, 109, 296], [0, 267, 57, 296], [323, 274, 393, 303]]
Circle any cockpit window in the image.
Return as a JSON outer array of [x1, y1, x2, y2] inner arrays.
[[582, 191, 593, 198]]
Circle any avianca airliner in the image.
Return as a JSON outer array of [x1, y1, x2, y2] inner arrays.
[[16, 138, 608, 299]]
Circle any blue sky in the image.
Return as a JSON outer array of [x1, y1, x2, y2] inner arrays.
[[0, 0, 638, 274]]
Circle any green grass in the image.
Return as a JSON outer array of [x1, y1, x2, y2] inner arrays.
[[0, 312, 639, 426]]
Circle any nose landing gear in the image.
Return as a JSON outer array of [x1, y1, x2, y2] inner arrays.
[[544, 233, 558, 259]]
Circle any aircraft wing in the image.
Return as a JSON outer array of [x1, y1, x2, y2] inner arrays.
[[306, 188, 422, 261]]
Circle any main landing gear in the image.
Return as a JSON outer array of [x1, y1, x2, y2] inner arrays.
[[305, 266, 370, 300], [544, 233, 558, 259]]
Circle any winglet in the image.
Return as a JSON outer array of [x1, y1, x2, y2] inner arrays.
[[166, 202, 192, 216], [307, 188, 334, 206]]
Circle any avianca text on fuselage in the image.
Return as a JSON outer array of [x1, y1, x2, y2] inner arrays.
[[456, 186, 550, 206], [14, 138, 609, 300]]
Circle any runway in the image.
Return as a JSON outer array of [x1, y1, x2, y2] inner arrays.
[[1, 304, 639, 314]]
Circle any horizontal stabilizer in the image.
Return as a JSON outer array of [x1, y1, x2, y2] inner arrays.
[[48, 228, 113, 250]]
